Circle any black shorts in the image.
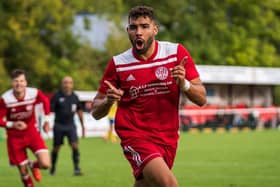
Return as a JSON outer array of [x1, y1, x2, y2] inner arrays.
[[53, 123, 78, 146]]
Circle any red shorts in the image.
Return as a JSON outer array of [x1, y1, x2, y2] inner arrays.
[[121, 139, 177, 179], [7, 130, 48, 166]]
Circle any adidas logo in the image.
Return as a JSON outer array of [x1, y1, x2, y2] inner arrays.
[[126, 74, 136, 81]]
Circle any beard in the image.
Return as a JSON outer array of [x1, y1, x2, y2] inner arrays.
[[131, 36, 154, 55]]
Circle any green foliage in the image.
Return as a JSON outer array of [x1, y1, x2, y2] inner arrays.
[[122, 0, 280, 66], [72, 45, 110, 90], [1, 0, 280, 93], [0, 0, 101, 92], [0, 59, 10, 93]]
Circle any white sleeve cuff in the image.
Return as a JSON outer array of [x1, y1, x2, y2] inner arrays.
[[183, 79, 191, 91], [6, 121, 13, 128], [45, 115, 51, 123]]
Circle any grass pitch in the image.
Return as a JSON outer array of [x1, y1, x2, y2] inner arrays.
[[0, 129, 279, 187]]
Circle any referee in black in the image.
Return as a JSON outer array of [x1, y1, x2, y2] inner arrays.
[[50, 76, 85, 176]]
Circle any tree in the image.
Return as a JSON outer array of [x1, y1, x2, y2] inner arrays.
[[0, 1, 74, 91], [121, 0, 280, 66], [1, 0, 280, 93], [0, 0, 108, 92]]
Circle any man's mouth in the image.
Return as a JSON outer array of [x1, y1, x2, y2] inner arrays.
[[135, 39, 144, 49]]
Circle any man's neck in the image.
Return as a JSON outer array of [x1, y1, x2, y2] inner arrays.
[[14, 91, 25, 99], [136, 40, 156, 61], [63, 90, 72, 96]]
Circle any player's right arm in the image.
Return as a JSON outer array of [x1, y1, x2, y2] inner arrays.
[[0, 98, 27, 130], [92, 58, 123, 120], [92, 81, 123, 120], [91, 92, 112, 120], [0, 98, 9, 128]]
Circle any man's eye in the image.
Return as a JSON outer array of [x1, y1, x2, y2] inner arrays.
[[143, 24, 149, 29], [128, 25, 137, 30]]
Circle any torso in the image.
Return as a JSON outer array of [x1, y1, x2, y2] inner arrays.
[[99, 41, 199, 145], [1, 87, 40, 136], [51, 91, 80, 125]]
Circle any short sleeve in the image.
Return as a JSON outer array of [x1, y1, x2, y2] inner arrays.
[[0, 98, 8, 127], [37, 90, 51, 115], [98, 58, 119, 94], [177, 44, 200, 81]]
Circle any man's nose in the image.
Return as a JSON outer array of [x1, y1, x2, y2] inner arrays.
[[136, 27, 143, 35]]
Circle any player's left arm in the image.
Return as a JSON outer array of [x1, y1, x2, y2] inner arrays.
[[37, 90, 51, 133], [171, 44, 207, 106], [183, 77, 206, 106], [77, 108, 85, 138], [76, 98, 85, 138]]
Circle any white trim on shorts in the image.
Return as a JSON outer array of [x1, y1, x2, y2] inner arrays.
[[19, 159, 29, 166], [35, 149, 49, 155]]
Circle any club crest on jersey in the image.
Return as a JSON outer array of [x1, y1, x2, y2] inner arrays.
[[155, 67, 168, 80], [26, 105, 33, 111]]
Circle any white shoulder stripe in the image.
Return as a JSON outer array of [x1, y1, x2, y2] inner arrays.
[[2, 87, 38, 107], [113, 41, 179, 72], [6, 99, 36, 108], [25, 87, 38, 100], [2, 89, 17, 103], [113, 48, 139, 65], [156, 41, 178, 59], [116, 57, 177, 72]]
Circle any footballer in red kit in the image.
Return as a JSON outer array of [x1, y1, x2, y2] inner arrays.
[[0, 69, 51, 187], [92, 5, 206, 187], [0, 88, 49, 138], [98, 41, 199, 146]]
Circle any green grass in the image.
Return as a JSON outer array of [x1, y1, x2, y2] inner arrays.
[[0, 129, 279, 187]]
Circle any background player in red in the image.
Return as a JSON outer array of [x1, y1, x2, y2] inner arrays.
[[0, 69, 51, 187], [91, 5, 207, 187]]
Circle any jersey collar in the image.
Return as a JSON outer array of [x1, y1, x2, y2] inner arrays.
[[132, 40, 158, 62]]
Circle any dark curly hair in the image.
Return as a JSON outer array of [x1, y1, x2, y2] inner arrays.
[[10, 69, 27, 79], [128, 5, 155, 21]]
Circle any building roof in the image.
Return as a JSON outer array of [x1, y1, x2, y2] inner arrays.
[[197, 65, 280, 85]]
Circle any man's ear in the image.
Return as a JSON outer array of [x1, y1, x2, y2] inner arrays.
[[24, 80, 28, 87], [154, 24, 159, 35]]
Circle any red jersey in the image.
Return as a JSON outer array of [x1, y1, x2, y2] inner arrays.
[[98, 41, 199, 145], [0, 87, 50, 137]]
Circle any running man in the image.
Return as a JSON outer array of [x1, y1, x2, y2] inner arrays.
[[0, 69, 51, 187], [92, 5, 206, 187]]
